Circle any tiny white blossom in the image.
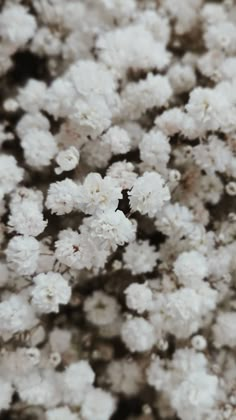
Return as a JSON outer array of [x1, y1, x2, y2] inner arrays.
[[106, 160, 138, 190], [139, 130, 171, 169], [81, 387, 116, 420], [8, 201, 47, 237], [21, 129, 58, 168], [101, 126, 131, 154], [0, 155, 24, 197], [76, 173, 122, 215], [123, 240, 158, 275], [129, 172, 170, 217], [84, 291, 120, 326], [46, 179, 79, 215], [125, 283, 153, 314], [0, 4, 37, 47], [63, 361, 95, 405], [173, 250, 208, 287], [55, 146, 80, 175], [6, 235, 40, 276], [55, 229, 109, 271], [81, 210, 136, 250], [31, 272, 71, 313], [121, 317, 156, 352], [0, 294, 36, 337], [17, 79, 47, 113]]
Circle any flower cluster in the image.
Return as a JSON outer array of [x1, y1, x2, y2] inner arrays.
[[0, 0, 236, 419]]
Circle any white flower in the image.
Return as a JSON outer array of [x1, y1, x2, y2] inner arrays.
[[67, 59, 117, 102], [55, 146, 80, 175], [151, 286, 217, 339], [139, 130, 171, 169], [121, 73, 172, 120], [193, 136, 232, 174], [204, 22, 236, 54], [16, 370, 61, 408], [106, 160, 138, 190], [97, 24, 170, 78], [70, 95, 111, 138], [191, 335, 207, 351], [0, 294, 36, 337], [32, 27, 62, 57], [146, 356, 169, 391], [101, 126, 131, 154], [63, 361, 95, 405], [168, 64, 196, 94], [81, 210, 136, 250], [45, 78, 75, 118], [125, 283, 153, 314], [213, 312, 236, 349], [173, 250, 208, 287], [201, 3, 227, 25], [16, 112, 50, 138], [137, 10, 170, 45], [81, 387, 116, 420], [46, 179, 79, 215], [171, 371, 218, 420], [0, 4, 36, 47], [10, 187, 44, 211], [55, 229, 109, 270], [31, 272, 71, 313], [84, 291, 120, 326], [106, 359, 143, 396], [6, 236, 40, 276], [76, 173, 122, 215], [186, 87, 234, 132], [21, 129, 58, 168], [121, 317, 156, 352], [123, 240, 158, 275], [17, 79, 47, 113], [8, 201, 47, 236], [129, 172, 170, 217], [155, 203, 194, 238], [0, 155, 24, 197]]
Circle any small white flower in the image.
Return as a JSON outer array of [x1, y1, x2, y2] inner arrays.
[[121, 317, 156, 352], [129, 172, 170, 217], [63, 361, 95, 405], [46, 179, 79, 215], [101, 126, 131, 154], [173, 250, 208, 287], [81, 210, 136, 250], [6, 235, 40, 275], [123, 240, 158, 275], [125, 282, 153, 314], [21, 129, 58, 168], [0, 4, 36, 47], [55, 146, 80, 175], [31, 272, 71, 313], [84, 291, 120, 326], [81, 387, 116, 420], [0, 155, 24, 197], [76, 173, 122, 215]]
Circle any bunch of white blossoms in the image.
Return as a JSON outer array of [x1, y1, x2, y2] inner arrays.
[[0, 0, 236, 419]]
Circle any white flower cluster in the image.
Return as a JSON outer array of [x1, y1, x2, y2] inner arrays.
[[0, 0, 236, 419]]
